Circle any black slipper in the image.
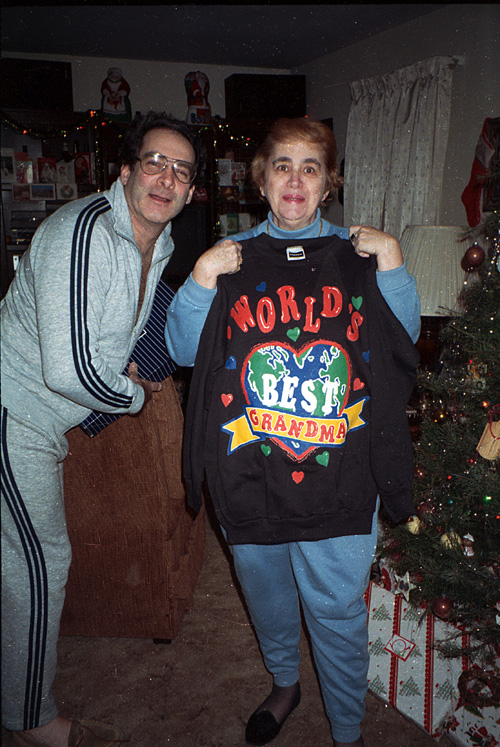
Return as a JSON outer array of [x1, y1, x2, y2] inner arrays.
[[245, 684, 301, 745]]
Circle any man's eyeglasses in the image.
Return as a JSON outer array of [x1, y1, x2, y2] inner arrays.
[[136, 152, 196, 184]]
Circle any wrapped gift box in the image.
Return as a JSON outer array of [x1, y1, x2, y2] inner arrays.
[[444, 702, 500, 746], [365, 581, 464, 739], [365, 582, 500, 745]]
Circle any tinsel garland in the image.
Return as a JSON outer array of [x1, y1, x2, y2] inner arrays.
[[3, 111, 263, 236], [1, 109, 99, 139], [1, 109, 122, 192]]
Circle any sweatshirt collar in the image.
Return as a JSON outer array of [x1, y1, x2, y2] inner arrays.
[[266, 209, 323, 240]]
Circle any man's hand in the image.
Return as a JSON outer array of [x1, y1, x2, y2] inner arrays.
[[128, 361, 162, 409], [349, 225, 403, 272], [192, 239, 243, 289]]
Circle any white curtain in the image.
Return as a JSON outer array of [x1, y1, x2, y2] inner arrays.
[[343, 56, 457, 240]]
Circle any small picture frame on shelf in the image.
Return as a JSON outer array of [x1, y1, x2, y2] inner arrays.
[[11, 251, 25, 273], [57, 160, 76, 184], [56, 183, 78, 201], [12, 183, 31, 201], [15, 158, 34, 184], [221, 186, 239, 202], [220, 213, 239, 237], [30, 183, 55, 200], [217, 158, 232, 186], [38, 157, 57, 184], [74, 153, 93, 184], [1, 148, 15, 183], [238, 213, 253, 232], [232, 162, 246, 185]]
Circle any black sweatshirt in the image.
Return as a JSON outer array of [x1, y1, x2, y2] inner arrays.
[[183, 234, 419, 545]]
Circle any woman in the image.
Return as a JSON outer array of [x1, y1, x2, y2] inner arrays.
[[165, 119, 420, 747]]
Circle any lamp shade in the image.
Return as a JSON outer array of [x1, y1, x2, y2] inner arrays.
[[400, 226, 467, 316]]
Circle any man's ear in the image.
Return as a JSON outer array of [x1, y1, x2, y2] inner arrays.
[[120, 163, 131, 186], [185, 184, 195, 205]]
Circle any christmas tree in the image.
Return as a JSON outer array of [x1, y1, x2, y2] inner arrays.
[[379, 211, 500, 672]]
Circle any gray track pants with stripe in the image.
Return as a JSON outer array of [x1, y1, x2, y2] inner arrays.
[[1, 407, 71, 731]]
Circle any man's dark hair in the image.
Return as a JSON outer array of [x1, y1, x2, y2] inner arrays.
[[118, 111, 202, 179]]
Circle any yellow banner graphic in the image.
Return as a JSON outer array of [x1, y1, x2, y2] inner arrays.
[[222, 399, 367, 453]]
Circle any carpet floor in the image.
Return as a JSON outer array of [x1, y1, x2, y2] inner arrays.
[[2, 509, 457, 746]]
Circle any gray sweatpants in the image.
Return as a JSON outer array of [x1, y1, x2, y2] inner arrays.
[[1, 407, 71, 731]]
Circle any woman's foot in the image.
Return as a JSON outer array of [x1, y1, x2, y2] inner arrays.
[[245, 682, 301, 745]]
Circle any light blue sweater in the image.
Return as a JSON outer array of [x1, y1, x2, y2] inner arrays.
[[165, 210, 421, 366]]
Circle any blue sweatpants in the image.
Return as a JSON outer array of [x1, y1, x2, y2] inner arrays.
[[229, 509, 377, 744], [1, 407, 71, 731]]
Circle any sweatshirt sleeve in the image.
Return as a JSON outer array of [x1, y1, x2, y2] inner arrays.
[[376, 262, 421, 343], [32, 210, 145, 415], [182, 283, 228, 512], [164, 273, 217, 366], [367, 269, 420, 522]]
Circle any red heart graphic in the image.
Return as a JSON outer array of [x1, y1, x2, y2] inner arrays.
[[221, 393, 233, 407], [292, 471, 304, 484], [353, 378, 365, 390]]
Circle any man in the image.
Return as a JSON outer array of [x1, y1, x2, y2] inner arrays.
[[1, 112, 199, 747]]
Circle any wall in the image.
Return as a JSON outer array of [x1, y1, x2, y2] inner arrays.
[[2, 51, 289, 121], [4, 5, 499, 229], [296, 4, 500, 227]]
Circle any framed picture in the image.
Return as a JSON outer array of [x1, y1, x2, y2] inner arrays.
[[217, 158, 232, 187], [37, 157, 57, 184], [238, 213, 254, 231], [57, 160, 76, 183], [74, 153, 93, 184], [220, 213, 239, 237], [1, 148, 15, 183], [15, 158, 34, 184], [8, 249, 26, 275], [56, 183, 77, 200], [12, 183, 31, 201], [30, 183, 55, 200], [232, 162, 246, 185]]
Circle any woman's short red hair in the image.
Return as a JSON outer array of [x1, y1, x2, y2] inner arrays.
[[251, 118, 343, 203]]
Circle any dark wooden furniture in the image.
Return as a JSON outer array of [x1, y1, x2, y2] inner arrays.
[[60, 376, 205, 640]]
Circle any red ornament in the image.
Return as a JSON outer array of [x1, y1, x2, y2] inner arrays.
[[417, 502, 433, 520], [461, 244, 485, 271], [432, 595, 454, 619]]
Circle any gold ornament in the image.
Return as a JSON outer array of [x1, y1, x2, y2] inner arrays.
[[440, 531, 461, 549], [476, 419, 500, 461], [406, 515, 423, 535]]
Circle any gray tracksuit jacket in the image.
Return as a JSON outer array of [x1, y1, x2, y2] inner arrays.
[[1, 179, 174, 439]]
